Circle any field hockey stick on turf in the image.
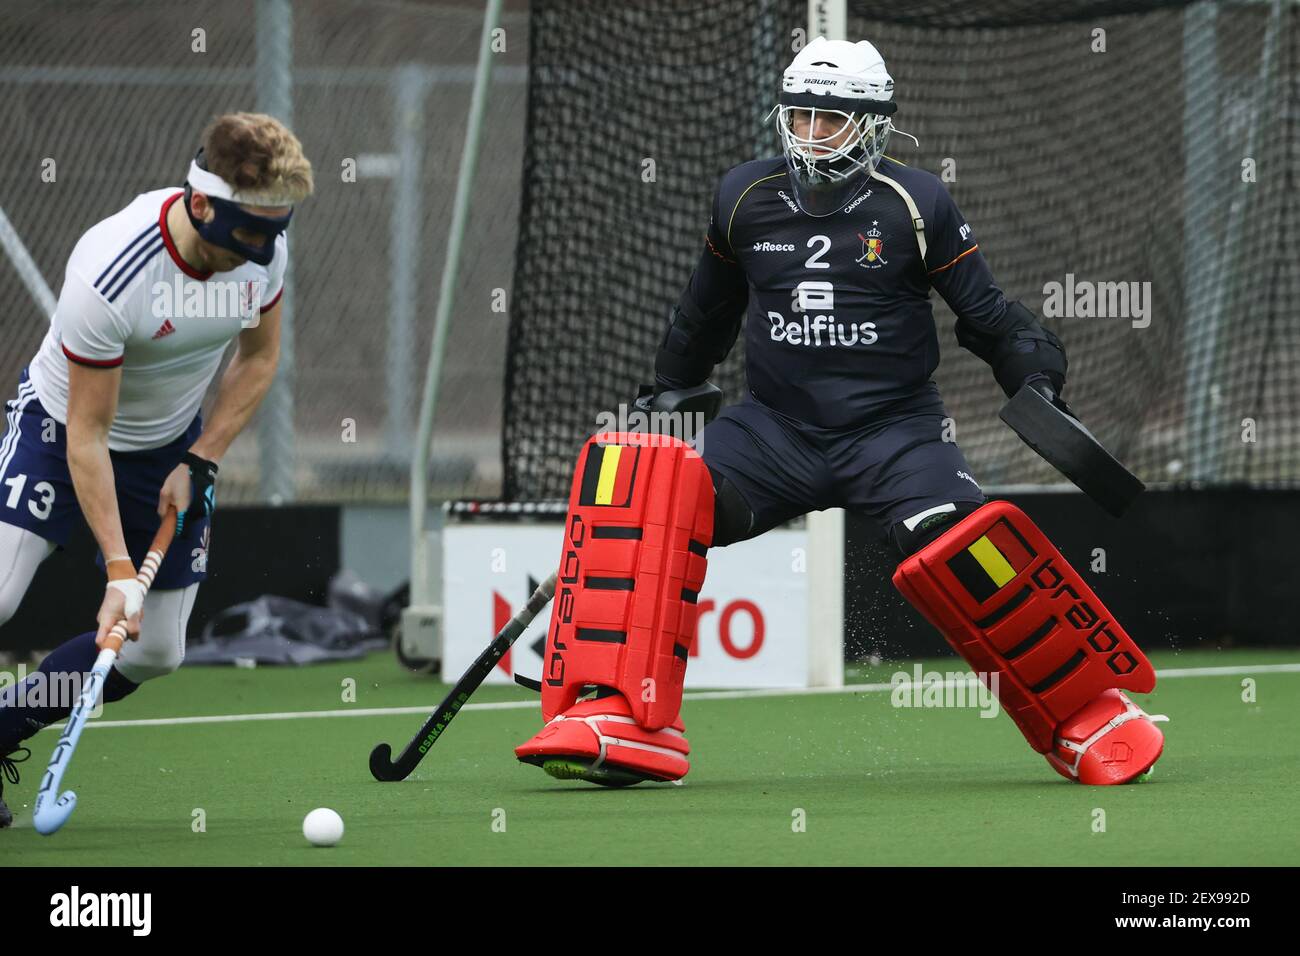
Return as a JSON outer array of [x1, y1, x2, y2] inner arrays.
[[32, 505, 179, 835], [369, 570, 557, 782]]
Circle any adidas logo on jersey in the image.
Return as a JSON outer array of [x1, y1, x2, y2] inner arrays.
[[151, 320, 176, 340]]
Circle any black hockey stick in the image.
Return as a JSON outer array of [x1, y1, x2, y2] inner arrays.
[[369, 571, 557, 781]]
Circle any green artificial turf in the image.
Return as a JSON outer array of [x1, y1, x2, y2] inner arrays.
[[5, 648, 1297, 865]]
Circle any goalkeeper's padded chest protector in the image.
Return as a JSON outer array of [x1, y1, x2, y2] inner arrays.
[[893, 500, 1164, 784]]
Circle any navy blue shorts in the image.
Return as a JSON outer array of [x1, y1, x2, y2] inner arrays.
[[0, 370, 209, 589], [699, 387, 985, 539]]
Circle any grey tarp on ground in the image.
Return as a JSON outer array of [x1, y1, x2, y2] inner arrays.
[[184, 593, 389, 666]]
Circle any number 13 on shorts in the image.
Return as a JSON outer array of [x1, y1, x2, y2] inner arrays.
[[3, 473, 56, 521]]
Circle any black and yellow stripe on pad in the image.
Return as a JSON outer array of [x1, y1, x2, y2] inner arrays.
[[946, 528, 1033, 604], [578, 442, 641, 507]]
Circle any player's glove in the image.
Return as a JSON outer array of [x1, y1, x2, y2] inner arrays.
[[178, 450, 218, 535]]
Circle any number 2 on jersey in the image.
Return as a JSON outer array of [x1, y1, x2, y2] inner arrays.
[[804, 235, 831, 269]]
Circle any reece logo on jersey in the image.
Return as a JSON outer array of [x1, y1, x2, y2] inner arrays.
[[768, 280, 878, 348], [149, 276, 264, 329]]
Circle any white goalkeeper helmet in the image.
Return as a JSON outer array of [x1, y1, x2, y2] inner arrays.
[[771, 37, 914, 217]]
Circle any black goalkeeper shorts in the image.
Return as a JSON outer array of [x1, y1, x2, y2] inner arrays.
[[697, 385, 985, 544]]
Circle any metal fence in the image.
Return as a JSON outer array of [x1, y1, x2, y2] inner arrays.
[[0, 0, 529, 504]]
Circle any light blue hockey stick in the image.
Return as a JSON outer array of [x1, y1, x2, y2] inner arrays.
[[33, 506, 178, 835]]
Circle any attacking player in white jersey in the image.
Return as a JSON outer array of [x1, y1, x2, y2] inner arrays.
[[0, 112, 314, 827]]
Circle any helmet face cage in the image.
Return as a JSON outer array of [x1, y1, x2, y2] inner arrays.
[[778, 105, 889, 179], [776, 104, 892, 216]]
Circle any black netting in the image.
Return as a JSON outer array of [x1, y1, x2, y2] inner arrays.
[[504, 0, 804, 498], [504, 0, 1299, 498], [850, 0, 1194, 29]]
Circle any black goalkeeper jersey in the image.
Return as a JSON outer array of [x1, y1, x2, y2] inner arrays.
[[668, 155, 1011, 428]]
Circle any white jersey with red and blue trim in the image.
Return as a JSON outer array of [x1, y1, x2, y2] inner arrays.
[[27, 188, 286, 451]]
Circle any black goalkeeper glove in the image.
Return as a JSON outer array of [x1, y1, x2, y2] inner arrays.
[[956, 301, 1069, 403]]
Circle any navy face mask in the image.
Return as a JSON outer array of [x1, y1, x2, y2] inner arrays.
[[182, 184, 292, 266], [183, 149, 294, 266]]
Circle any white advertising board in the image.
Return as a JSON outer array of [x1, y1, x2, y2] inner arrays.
[[443, 523, 810, 688]]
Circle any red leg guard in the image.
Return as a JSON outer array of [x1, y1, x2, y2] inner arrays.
[[515, 432, 712, 784], [893, 500, 1165, 784]]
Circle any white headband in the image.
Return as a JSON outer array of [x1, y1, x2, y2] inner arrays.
[[187, 161, 295, 207]]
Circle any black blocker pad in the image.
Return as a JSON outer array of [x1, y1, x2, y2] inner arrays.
[[999, 386, 1145, 517]]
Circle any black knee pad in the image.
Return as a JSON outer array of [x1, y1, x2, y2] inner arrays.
[[889, 501, 984, 558], [710, 471, 756, 548]]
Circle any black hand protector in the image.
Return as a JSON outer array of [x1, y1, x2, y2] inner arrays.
[[181, 451, 219, 525], [955, 300, 1067, 400]]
